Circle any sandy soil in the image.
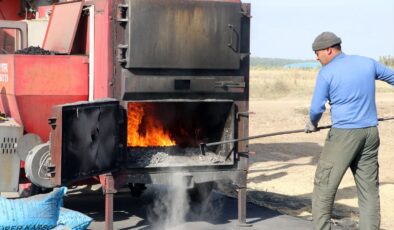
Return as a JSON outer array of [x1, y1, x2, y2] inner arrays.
[[246, 93, 394, 229]]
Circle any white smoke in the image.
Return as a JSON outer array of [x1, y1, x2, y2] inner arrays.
[[148, 173, 190, 230], [147, 175, 227, 229]]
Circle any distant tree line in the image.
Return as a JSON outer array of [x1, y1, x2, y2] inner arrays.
[[250, 57, 318, 68], [379, 56, 394, 67], [251, 56, 394, 68]]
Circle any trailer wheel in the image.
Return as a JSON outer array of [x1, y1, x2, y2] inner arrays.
[[188, 182, 214, 202], [128, 183, 147, 197]]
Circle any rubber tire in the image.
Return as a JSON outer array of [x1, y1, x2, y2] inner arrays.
[[128, 183, 147, 197]]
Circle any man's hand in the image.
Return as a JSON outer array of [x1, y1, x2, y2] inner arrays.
[[305, 120, 318, 133]]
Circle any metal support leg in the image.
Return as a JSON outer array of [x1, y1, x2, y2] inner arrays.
[[236, 167, 252, 227], [238, 187, 246, 224], [237, 186, 252, 227], [104, 173, 116, 230]]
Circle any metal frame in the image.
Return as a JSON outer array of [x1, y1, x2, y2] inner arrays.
[[0, 20, 28, 50], [109, 0, 251, 228]]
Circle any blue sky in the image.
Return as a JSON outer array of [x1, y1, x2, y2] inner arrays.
[[243, 0, 394, 60]]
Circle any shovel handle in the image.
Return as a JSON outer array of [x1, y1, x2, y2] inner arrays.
[[199, 116, 394, 154]]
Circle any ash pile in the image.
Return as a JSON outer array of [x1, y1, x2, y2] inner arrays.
[[127, 147, 232, 168], [15, 46, 56, 55]]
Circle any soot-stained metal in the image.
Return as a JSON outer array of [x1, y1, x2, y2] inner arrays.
[[124, 0, 241, 69]]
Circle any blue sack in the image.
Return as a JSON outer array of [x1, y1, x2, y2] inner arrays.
[[56, 207, 92, 230], [0, 187, 67, 230]]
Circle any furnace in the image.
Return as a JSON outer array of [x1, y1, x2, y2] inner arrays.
[[0, 0, 251, 228], [125, 101, 235, 168]]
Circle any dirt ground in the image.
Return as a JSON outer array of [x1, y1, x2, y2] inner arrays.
[[246, 94, 394, 229]]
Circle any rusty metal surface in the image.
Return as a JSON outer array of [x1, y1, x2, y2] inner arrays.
[[123, 0, 242, 69], [42, 1, 83, 53], [104, 173, 116, 230], [235, 3, 251, 174], [0, 118, 23, 192], [234, 3, 250, 224], [49, 105, 63, 186]]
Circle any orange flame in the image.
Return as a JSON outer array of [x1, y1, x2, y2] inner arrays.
[[127, 103, 176, 147]]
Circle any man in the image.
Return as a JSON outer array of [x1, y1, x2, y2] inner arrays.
[[305, 31, 394, 230]]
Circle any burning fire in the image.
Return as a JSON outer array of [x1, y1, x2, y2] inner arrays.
[[127, 103, 176, 147]]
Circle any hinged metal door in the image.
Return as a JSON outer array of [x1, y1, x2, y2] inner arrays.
[[121, 0, 243, 69], [49, 99, 125, 186]]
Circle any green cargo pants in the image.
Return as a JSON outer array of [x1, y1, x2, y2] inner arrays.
[[312, 127, 380, 230]]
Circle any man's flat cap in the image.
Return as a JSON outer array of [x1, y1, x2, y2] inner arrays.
[[312, 32, 342, 51]]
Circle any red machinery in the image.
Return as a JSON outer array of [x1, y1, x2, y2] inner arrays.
[[0, 0, 251, 228]]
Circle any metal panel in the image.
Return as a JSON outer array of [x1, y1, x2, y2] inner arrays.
[[93, 0, 113, 99], [0, 55, 20, 125], [122, 74, 245, 95], [25, 19, 49, 47], [0, 1, 24, 20], [114, 169, 244, 187], [42, 1, 83, 53], [14, 55, 88, 141], [49, 99, 125, 186], [0, 54, 88, 144], [125, 0, 241, 69], [0, 20, 28, 49], [0, 118, 23, 192]]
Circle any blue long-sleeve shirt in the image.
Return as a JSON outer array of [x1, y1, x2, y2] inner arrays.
[[310, 53, 394, 128]]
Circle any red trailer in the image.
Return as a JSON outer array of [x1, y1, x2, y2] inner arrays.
[[0, 0, 251, 228]]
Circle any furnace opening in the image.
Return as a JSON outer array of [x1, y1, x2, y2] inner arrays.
[[126, 101, 235, 168], [127, 102, 176, 147]]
